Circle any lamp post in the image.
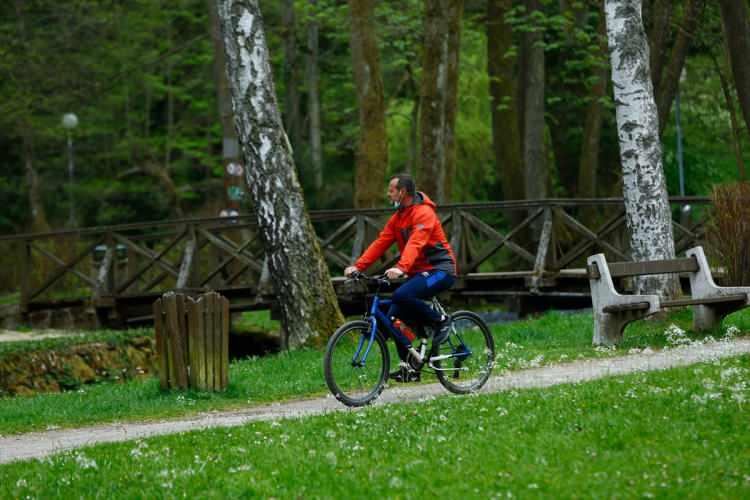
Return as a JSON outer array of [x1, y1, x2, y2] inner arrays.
[[62, 113, 79, 227]]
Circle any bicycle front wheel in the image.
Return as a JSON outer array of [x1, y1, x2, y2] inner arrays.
[[323, 320, 390, 407], [434, 311, 495, 394]]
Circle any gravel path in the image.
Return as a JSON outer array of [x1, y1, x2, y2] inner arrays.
[[2, 338, 749, 465], [0, 330, 84, 343]]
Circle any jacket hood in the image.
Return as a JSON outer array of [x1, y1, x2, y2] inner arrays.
[[400, 191, 436, 211]]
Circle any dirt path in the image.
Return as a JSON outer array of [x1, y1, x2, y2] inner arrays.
[[0, 330, 84, 343], [2, 338, 749, 465]]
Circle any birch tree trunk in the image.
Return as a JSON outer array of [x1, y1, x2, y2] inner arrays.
[[418, 0, 464, 204], [349, 0, 388, 208], [605, 0, 678, 296], [217, 0, 344, 347]]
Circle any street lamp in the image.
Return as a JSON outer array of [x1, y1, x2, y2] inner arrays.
[[62, 113, 79, 227]]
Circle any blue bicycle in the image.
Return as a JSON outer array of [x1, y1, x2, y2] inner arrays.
[[323, 273, 496, 407]]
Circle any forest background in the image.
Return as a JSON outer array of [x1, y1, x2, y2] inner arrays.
[[1, 0, 748, 241]]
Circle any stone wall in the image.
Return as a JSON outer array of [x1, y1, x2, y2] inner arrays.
[[0, 336, 156, 397]]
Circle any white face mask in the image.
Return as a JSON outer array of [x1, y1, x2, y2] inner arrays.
[[392, 191, 404, 209]]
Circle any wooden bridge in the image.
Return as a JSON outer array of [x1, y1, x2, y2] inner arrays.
[[0, 197, 710, 326]]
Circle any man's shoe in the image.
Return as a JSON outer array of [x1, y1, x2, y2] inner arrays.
[[432, 315, 452, 346], [389, 363, 421, 383]]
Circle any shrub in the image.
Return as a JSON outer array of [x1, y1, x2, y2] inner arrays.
[[707, 182, 750, 285]]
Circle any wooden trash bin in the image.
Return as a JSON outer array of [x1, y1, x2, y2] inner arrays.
[[153, 291, 229, 391]]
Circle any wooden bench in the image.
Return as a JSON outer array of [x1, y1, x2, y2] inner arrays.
[[587, 246, 750, 345]]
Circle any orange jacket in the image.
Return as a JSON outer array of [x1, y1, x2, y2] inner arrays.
[[354, 192, 457, 276]]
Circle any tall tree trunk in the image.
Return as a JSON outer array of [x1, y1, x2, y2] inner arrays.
[[307, 0, 323, 191], [22, 129, 49, 233], [523, 0, 546, 204], [282, 0, 302, 157], [217, 0, 344, 347], [15, 0, 49, 233], [711, 50, 747, 181], [605, 0, 677, 297], [578, 8, 609, 199], [209, 0, 243, 212], [406, 65, 420, 176], [487, 0, 523, 201], [349, 0, 388, 208], [418, 0, 464, 204], [648, 0, 672, 94], [656, 0, 701, 135], [718, 0, 750, 142]]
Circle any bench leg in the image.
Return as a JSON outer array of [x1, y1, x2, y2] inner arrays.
[[693, 303, 746, 332], [594, 310, 651, 346]]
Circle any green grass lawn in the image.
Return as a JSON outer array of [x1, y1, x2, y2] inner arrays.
[[0, 308, 747, 436], [0, 328, 153, 360], [2, 354, 749, 497]]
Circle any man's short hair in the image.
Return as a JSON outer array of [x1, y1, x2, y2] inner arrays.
[[390, 173, 416, 195]]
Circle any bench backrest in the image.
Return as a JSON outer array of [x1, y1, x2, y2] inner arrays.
[[588, 256, 699, 280]]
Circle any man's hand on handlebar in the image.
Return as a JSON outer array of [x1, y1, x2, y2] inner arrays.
[[385, 267, 404, 280], [344, 266, 359, 278]]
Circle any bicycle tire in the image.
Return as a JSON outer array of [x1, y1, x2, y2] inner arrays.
[[433, 311, 495, 394], [323, 320, 390, 407]]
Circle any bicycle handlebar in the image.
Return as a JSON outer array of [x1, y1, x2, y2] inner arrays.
[[346, 271, 390, 285]]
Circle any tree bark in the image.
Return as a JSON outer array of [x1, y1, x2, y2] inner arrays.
[[578, 8, 609, 199], [647, 0, 672, 94], [656, 0, 701, 135], [217, 0, 344, 347], [718, 0, 750, 144], [282, 0, 302, 157], [711, 50, 747, 181], [487, 0, 523, 201], [349, 0, 388, 208], [418, 0, 464, 204], [523, 0, 546, 204], [307, 0, 323, 191], [605, 0, 678, 297]]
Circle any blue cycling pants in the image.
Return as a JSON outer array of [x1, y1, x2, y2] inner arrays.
[[386, 270, 455, 360]]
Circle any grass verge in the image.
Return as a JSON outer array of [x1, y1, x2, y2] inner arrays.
[[2, 354, 749, 497], [0, 308, 747, 436]]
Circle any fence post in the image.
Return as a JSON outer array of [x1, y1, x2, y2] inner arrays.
[[153, 291, 229, 391]]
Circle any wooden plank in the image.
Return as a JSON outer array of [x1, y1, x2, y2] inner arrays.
[[197, 229, 263, 273], [321, 216, 357, 249], [114, 231, 185, 293], [221, 295, 229, 390], [603, 302, 651, 313], [351, 217, 366, 261], [165, 293, 188, 389], [153, 298, 169, 390], [554, 208, 629, 267], [661, 294, 747, 308], [201, 238, 255, 286], [213, 293, 223, 390], [462, 210, 538, 271], [607, 258, 699, 278], [177, 294, 190, 389], [176, 237, 197, 289], [533, 208, 553, 274], [188, 296, 200, 389], [195, 295, 207, 390], [205, 293, 215, 391], [28, 238, 103, 301]]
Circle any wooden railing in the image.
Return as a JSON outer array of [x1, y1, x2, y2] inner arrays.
[[0, 197, 710, 315]]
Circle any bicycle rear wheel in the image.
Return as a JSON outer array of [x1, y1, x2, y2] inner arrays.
[[433, 311, 495, 394], [323, 320, 390, 407]]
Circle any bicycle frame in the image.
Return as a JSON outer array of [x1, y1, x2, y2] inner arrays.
[[350, 293, 402, 367]]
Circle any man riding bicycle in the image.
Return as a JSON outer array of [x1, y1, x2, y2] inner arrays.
[[344, 173, 457, 382]]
